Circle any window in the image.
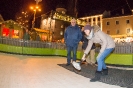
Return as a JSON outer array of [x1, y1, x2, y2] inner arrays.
[[107, 22, 110, 25], [127, 28, 130, 33], [116, 29, 119, 34], [61, 25, 64, 28], [89, 19, 91, 22], [126, 20, 130, 24], [116, 21, 119, 25], [98, 17, 100, 21], [93, 18, 95, 21], [107, 30, 110, 34], [85, 19, 87, 22], [9, 24, 14, 29]]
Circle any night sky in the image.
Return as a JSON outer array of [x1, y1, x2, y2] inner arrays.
[[0, 0, 133, 20]]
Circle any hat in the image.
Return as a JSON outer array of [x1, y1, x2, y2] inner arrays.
[[84, 25, 92, 30]]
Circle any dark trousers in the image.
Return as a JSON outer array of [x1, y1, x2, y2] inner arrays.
[[66, 46, 78, 64]]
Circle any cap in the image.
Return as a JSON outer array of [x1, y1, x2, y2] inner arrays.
[[84, 25, 92, 30]]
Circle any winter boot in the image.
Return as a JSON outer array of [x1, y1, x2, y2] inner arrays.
[[90, 71, 102, 82], [102, 68, 108, 76]]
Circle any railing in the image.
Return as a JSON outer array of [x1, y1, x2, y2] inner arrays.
[[114, 42, 133, 53], [0, 36, 82, 50], [0, 36, 133, 54]]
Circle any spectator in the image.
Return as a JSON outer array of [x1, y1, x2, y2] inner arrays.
[[23, 29, 30, 40], [64, 18, 82, 66]]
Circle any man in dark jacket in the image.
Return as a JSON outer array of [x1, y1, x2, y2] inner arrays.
[[81, 27, 96, 67], [64, 18, 82, 66]]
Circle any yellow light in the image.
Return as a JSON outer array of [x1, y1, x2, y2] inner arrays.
[[30, 5, 41, 12], [38, 9, 41, 11], [36, 6, 39, 9], [30, 6, 33, 9]]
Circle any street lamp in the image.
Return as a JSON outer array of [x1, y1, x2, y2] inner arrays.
[[30, 5, 41, 29]]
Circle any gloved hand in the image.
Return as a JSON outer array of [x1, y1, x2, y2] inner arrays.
[[81, 54, 86, 62]]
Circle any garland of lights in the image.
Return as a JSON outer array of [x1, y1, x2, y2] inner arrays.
[[52, 12, 86, 26]]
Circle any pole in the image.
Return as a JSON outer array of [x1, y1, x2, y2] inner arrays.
[[32, 10, 36, 29], [31, 0, 42, 30]]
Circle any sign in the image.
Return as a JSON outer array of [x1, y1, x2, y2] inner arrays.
[[52, 11, 86, 26]]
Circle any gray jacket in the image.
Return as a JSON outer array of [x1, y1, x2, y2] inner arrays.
[[84, 25, 115, 54]]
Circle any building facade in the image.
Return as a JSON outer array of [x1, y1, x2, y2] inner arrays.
[[102, 15, 133, 38], [79, 14, 103, 30]]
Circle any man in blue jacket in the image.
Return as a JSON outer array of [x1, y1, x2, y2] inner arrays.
[[64, 18, 82, 66]]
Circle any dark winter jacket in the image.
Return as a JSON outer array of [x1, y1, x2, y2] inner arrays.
[[64, 25, 82, 47]]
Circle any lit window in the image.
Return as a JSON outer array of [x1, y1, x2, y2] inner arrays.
[[127, 28, 130, 33], [61, 25, 64, 28]]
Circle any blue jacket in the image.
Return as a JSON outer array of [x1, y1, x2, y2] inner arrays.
[[64, 25, 82, 47]]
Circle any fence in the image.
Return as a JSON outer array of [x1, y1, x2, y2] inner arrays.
[[0, 36, 133, 54]]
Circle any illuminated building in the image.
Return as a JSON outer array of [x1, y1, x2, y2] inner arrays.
[[103, 14, 133, 39], [79, 14, 103, 30], [40, 6, 86, 41], [1, 20, 26, 39]]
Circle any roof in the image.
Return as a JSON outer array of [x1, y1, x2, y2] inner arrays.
[[0, 14, 4, 23]]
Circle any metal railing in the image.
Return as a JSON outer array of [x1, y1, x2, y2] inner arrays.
[[0, 36, 133, 54]]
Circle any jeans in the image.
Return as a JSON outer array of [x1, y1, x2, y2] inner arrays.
[[66, 46, 78, 64], [97, 48, 114, 71]]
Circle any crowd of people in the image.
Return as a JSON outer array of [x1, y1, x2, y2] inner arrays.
[[64, 18, 115, 82]]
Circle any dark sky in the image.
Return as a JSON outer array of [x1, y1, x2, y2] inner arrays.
[[0, 0, 133, 20]]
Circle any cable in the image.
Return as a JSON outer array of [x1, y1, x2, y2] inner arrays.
[[125, 0, 132, 11]]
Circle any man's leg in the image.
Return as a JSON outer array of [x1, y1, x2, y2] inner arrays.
[[73, 46, 78, 62], [90, 49, 96, 64], [66, 46, 72, 65]]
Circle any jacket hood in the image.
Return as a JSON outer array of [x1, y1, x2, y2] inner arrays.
[[93, 25, 100, 33]]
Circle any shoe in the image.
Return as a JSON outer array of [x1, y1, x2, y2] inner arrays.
[[102, 68, 108, 75], [66, 63, 70, 66], [91, 63, 96, 67], [90, 71, 102, 82]]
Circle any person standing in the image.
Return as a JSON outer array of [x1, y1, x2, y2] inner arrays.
[[23, 29, 30, 40], [81, 26, 96, 66], [82, 25, 115, 82], [23, 29, 30, 46], [64, 18, 82, 66]]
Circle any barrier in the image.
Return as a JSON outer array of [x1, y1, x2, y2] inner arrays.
[[0, 36, 132, 66]]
